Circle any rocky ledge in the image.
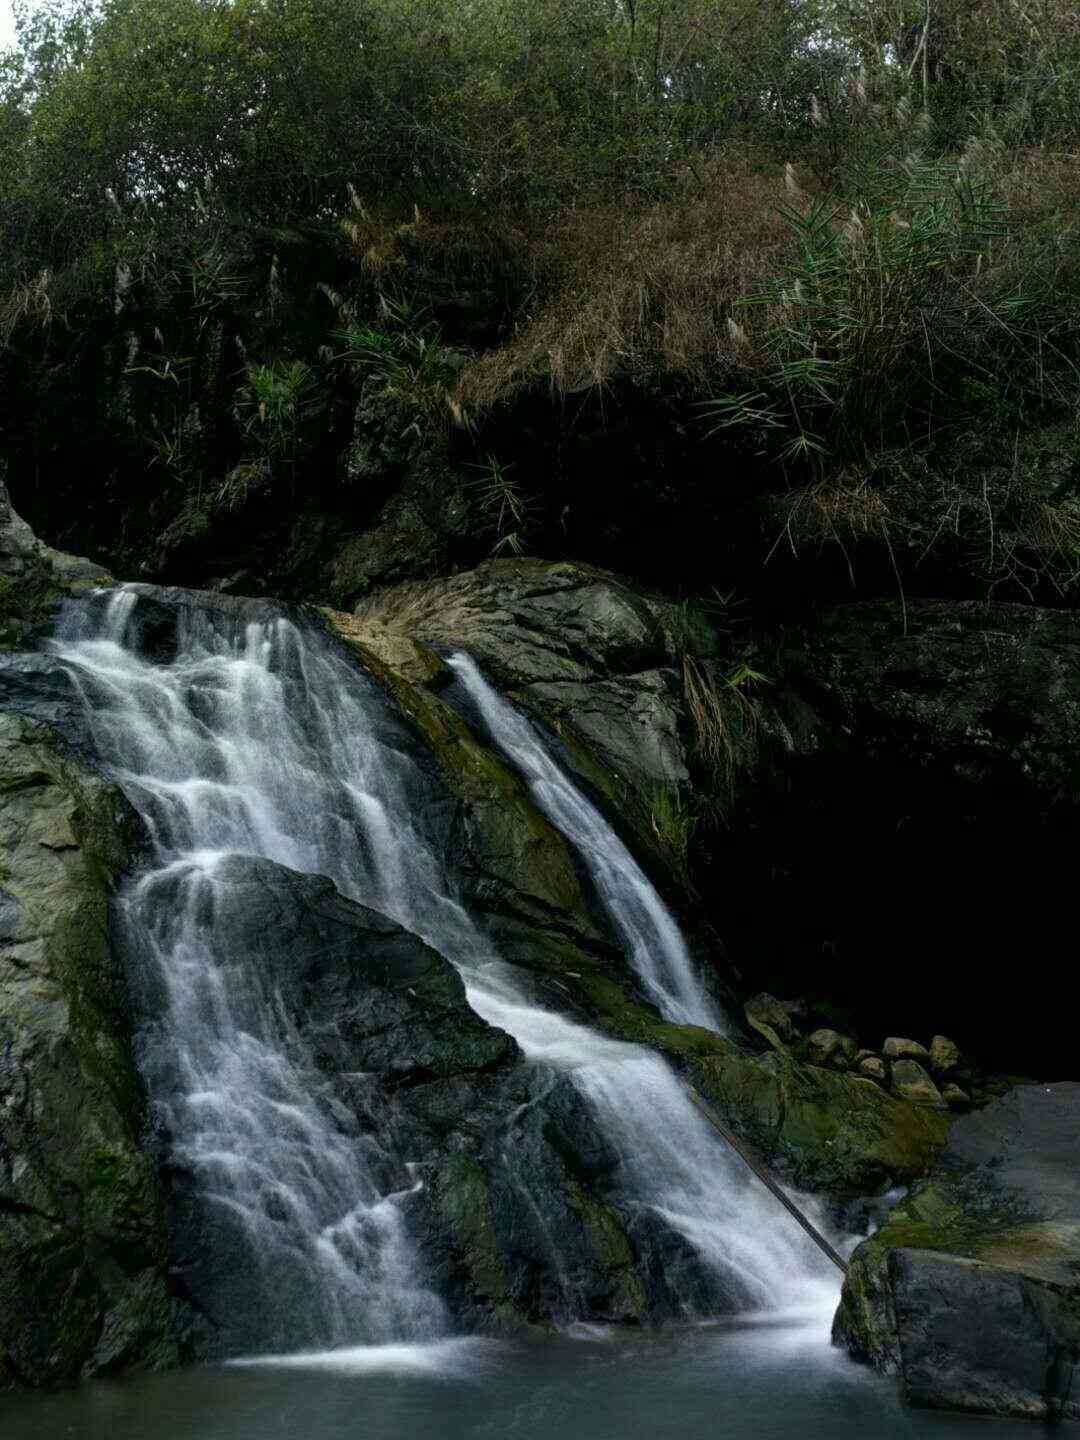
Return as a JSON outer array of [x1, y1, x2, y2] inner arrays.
[[834, 1083, 1080, 1422]]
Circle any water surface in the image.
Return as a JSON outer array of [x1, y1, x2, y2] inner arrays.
[[2, 1320, 1069, 1440]]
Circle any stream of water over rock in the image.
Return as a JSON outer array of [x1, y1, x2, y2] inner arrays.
[[51, 586, 832, 1359]]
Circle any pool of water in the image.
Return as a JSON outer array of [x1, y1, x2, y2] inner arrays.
[[2, 1314, 1070, 1440]]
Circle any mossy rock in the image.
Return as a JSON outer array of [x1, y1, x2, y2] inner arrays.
[[0, 712, 179, 1386], [834, 1084, 1080, 1422]]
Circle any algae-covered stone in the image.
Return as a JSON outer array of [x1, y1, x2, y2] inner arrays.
[[0, 711, 176, 1386], [744, 993, 798, 1050], [930, 1036, 961, 1075], [609, 1027, 952, 1196], [884, 1037, 929, 1062], [834, 1083, 1080, 1422], [891, 1059, 944, 1107], [807, 1029, 856, 1070]]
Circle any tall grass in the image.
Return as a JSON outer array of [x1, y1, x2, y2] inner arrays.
[[701, 151, 1061, 467]]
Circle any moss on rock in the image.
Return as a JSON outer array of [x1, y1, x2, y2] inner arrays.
[[0, 712, 178, 1387]]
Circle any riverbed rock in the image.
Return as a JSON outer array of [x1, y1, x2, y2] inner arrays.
[[941, 1084, 970, 1106], [883, 1038, 929, 1062], [744, 993, 798, 1049], [0, 712, 176, 1387], [807, 1029, 856, 1070], [834, 1083, 1080, 1422], [929, 1036, 961, 1076], [890, 1060, 944, 1107]]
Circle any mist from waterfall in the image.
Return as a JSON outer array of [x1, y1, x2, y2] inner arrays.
[[51, 587, 832, 1356]]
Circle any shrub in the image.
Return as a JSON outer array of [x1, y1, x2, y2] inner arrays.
[[336, 305, 467, 440], [235, 359, 321, 490], [701, 148, 1061, 468]]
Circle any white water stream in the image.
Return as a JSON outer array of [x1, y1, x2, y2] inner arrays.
[[52, 588, 833, 1357]]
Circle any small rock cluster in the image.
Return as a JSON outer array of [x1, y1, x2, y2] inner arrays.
[[743, 994, 969, 1109]]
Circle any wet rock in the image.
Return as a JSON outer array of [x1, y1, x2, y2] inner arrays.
[[348, 558, 694, 797], [744, 993, 798, 1049], [883, 1038, 929, 1062], [136, 853, 733, 1344], [859, 1056, 887, 1083], [834, 1083, 1080, 1422], [334, 603, 952, 1198], [807, 1029, 856, 1070], [930, 1036, 961, 1075], [942, 1084, 970, 1106], [0, 713, 176, 1387], [890, 1059, 944, 1107]]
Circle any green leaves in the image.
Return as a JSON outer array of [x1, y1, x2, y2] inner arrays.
[[235, 358, 321, 486], [701, 146, 1053, 469], [464, 455, 534, 557], [335, 308, 467, 440]]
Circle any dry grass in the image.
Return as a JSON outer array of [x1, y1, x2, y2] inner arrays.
[[681, 655, 735, 778], [456, 148, 793, 409], [350, 572, 494, 641], [769, 474, 893, 558]]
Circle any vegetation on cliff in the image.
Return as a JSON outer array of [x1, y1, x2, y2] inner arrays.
[[0, 0, 1076, 595]]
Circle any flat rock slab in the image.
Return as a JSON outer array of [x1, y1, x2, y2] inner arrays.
[[834, 1082, 1080, 1421]]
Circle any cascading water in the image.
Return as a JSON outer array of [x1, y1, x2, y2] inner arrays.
[[444, 653, 720, 1031], [50, 586, 832, 1358], [444, 652, 838, 1311]]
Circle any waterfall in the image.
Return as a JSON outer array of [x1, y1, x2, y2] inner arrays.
[[50, 587, 831, 1357], [443, 651, 836, 1310], [444, 652, 721, 1031]]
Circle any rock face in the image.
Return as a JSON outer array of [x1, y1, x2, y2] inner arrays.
[[734, 597, 1080, 1081], [331, 604, 952, 1197], [350, 558, 699, 797], [136, 853, 736, 1344], [0, 712, 177, 1386], [0, 482, 112, 650], [794, 600, 1080, 814], [834, 1084, 1080, 1422]]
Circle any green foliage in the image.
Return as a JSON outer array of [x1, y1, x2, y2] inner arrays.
[[336, 305, 466, 440], [0, 0, 1077, 579], [702, 148, 1060, 466], [235, 359, 320, 487], [465, 456, 535, 557]]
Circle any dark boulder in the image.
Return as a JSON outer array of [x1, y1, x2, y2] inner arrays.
[[834, 1083, 1080, 1422], [130, 853, 735, 1346]]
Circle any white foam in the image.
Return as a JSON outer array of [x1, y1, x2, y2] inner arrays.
[[225, 1337, 496, 1376]]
